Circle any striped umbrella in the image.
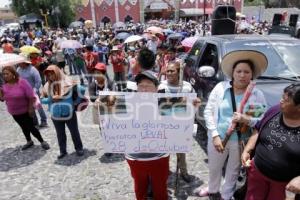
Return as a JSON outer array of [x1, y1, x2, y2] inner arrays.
[[181, 36, 198, 48]]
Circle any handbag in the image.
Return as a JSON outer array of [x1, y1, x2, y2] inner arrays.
[[229, 87, 248, 200], [72, 85, 89, 112]]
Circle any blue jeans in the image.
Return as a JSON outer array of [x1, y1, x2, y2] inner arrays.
[[52, 112, 83, 154]]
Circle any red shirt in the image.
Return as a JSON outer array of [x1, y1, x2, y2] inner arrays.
[[83, 52, 99, 72], [110, 52, 125, 73]]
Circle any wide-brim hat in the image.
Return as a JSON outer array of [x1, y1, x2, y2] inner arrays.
[[19, 53, 32, 64], [135, 71, 159, 86], [221, 50, 268, 79]]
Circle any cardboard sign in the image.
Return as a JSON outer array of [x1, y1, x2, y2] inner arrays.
[[97, 92, 197, 153]]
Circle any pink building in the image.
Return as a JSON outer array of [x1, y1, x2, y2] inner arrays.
[[76, 0, 242, 25]]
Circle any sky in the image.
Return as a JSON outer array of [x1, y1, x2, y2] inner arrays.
[[0, 0, 11, 7]]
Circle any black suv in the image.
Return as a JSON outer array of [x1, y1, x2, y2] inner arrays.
[[184, 34, 300, 127]]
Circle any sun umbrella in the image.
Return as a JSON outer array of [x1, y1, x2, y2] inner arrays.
[[124, 35, 143, 44], [69, 21, 83, 28], [181, 36, 197, 48], [115, 32, 131, 40], [113, 22, 126, 30], [0, 53, 27, 69], [163, 29, 174, 35], [145, 26, 163, 35], [20, 45, 41, 54], [142, 32, 152, 40], [167, 33, 184, 40], [59, 40, 82, 49], [84, 20, 93, 28], [148, 20, 161, 25]]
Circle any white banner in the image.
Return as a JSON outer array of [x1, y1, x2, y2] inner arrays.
[[97, 92, 196, 153]]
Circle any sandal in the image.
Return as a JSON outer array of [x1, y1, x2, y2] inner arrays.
[[195, 186, 209, 197]]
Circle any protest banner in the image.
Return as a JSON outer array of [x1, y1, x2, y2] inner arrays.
[[96, 92, 196, 153]]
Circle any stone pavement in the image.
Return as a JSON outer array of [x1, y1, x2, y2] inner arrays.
[[0, 100, 210, 200]]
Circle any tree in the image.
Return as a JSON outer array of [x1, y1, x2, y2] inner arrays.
[[11, 0, 81, 28], [244, 0, 300, 8]]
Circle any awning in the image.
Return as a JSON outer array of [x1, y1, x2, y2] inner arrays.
[[150, 2, 168, 10], [179, 8, 213, 16]]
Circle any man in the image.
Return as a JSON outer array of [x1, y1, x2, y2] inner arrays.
[[126, 71, 169, 200], [109, 46, 126, 91], [158, 61, 195, 183], [83, 45, 99, 84], [17, 57, 48, 128]]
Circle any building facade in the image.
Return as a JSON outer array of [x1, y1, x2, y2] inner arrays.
[[76, 0, 243, 25], [0, 7, 17, 26]]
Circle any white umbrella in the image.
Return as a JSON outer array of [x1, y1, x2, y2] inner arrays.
[[0, 53, 26, 69], [124, 35, 143, 44]]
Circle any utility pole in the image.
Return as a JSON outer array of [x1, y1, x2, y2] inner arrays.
[[203, 0, 206, 36], [90, 0, 96, 27], [114, 0, 120, 22], [140, 0, 144, 23]]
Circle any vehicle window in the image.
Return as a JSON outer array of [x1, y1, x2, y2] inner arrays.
[[189, 41, 204, 57], [224, 40, 300, 78], [198, 43, 218, 70]]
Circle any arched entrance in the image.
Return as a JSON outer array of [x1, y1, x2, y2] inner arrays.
[[101, 16, 111, 26], [124, 15, 133, 23]]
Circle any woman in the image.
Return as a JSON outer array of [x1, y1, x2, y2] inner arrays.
[[0, 66, 50, 150], [241, 83, 300, 200], [158, 61, 197, 183], [42, 65, 84, 159], [199, 50, 268, 200]]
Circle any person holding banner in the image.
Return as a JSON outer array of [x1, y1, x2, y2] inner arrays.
[[241, 83, 300, 200], [158, 61, 196, 183], [126, 71, 170, 200], [198, 50, 268, 200]]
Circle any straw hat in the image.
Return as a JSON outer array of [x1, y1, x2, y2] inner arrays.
[[221, 50, 268, 79], [19, 53, 32, 64]]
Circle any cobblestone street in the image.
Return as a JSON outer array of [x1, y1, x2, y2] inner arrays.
[[0, 101, 210, 200]]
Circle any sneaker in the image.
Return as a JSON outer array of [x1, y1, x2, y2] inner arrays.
[[76, 149, 84, 156], [39, 122, 49, 128], [22, 141, 34, 150], [41, 141, 50, 150], [181, 173, 192, 183], [57, 152, 67, 159]]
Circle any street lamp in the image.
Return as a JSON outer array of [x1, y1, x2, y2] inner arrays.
[[40, 9, 50, 28], [52, 6, 61, 28]]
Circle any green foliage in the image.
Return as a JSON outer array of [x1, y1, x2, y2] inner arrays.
[[244, 0, 266, 6], [11, 0, 80, 28]]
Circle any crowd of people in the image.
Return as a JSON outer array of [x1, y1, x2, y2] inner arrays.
[[0, 18, 299, 200]]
